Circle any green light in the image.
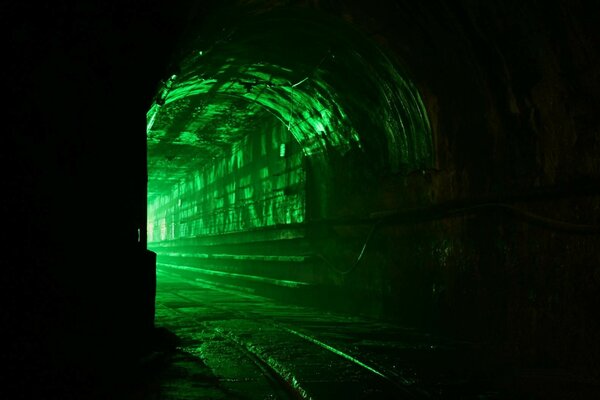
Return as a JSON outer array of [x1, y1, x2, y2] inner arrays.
[[148, 118, 305, 240], [158, 263, 310, 288], [149, 65, 360, 157], [279, 143, 286, 158], [146, 103, 160, 131]]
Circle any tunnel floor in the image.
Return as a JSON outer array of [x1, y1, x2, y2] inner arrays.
[[125, 266, 598, 400]]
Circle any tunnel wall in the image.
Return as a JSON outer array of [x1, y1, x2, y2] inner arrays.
[[297, 0, 600, 372], [148, 118, 305, 242], [147, 117, 315, 286]]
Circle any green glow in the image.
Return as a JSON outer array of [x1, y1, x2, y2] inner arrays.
[[146, 103, 160, 132], [176, 131, 199, 145], [150, 65, 359, 157], [148, 119, 305, 240], [146, 7, 433, 248], [146, 11, 433, 172], [158, 252, 307, 262], [158, 263, 310, 288]]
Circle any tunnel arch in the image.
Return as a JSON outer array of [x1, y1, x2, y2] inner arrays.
[[142, 0, 600, 378], [147, 4, 433, 204]]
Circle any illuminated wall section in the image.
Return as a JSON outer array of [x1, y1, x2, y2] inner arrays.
[[147, 119, 305, 243], [146, 8, 434, 179], [145, 5, 434, 288]]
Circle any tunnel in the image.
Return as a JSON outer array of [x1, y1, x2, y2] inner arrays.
[[4, 0, 600, 399], [146, 3, 434, 320]]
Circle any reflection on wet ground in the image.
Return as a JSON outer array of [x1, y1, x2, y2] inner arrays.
[[146, 267, 598, 399]]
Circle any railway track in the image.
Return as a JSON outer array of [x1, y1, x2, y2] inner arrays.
[[156, 263, 599, 400], [155, 266, 428, 399], [160, 301, 304, 400]]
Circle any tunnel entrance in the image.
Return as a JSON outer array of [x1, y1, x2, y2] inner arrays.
[[146, 3, 433, 317]]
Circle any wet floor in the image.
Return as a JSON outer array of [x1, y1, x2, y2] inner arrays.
[[143, 266, 598, 399]]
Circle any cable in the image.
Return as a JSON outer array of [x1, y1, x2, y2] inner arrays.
[[315, 201, 600, 275], [314, 219, 382, 275], [396, 202, 600, 234]]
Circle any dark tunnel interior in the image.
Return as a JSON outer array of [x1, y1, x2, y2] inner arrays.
[[3, 1, 600, 398]]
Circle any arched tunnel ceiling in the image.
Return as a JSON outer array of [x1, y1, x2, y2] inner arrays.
[[147, 5, 433, 202]]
